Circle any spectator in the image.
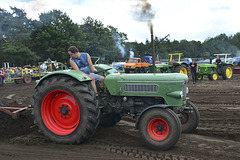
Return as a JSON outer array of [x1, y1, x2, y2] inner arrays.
[[189, 59, 198, 84]]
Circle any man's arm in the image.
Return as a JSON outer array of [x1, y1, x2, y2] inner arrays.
[[87, 53, 97, 73], [70, 59, 80, 71]]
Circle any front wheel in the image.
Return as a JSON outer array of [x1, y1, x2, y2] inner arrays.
[[180, 101, 200, 133], [139, 108, 181, 150], [208, 72, 218, 80], [197, 74, 203, 80], [32, 75, 100, 144], [134, 67, 139, 73]]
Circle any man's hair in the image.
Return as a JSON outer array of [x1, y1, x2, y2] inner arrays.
[[68, 46, 79, 53]]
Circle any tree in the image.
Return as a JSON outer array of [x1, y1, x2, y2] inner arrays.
[[30, 10, 87, 62], [203, 34, 237, 57], [0, 7, 38, 43], [0, 41, 39, 66], [80, 17, 127, 63], [231, 32, 240, 50]]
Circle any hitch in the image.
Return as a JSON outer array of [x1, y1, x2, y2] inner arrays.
[[0, 105, 32, 119]]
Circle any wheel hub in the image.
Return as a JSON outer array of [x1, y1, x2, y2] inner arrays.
[[59, 104, 71, 118], [155, 122, 166, 134], [147, 118, 170, 141]]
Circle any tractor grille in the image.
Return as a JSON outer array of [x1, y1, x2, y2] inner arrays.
[[124, 84, 159, 93]]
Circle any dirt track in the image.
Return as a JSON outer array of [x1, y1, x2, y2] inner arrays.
[[0, 74, 240, 160]]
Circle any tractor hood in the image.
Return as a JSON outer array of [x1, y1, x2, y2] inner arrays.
[[198, 64, 216, 67], [108, 73, 188, 82], [104, 73, 188, 106]]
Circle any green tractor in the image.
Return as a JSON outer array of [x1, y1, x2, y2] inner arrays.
[[197, 54, 233, 81], [32, 64, 199, 150], [197, 63, 233, 80], [149, 53, 189, 76]]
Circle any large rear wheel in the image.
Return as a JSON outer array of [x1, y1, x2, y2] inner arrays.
[[139, 108, 181, 150], [222, 65, 233, 80], [32, 75, 100, 144], [180, 101, 200, 133], [175, 65, 188, 76]]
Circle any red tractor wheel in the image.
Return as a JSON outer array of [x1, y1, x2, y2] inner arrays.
[[32, 75, 100, 144], [139, 108, 181, 150], [147, 118, 169, 141], [23, 74, 32, 84], [41, 89, 81, 135]]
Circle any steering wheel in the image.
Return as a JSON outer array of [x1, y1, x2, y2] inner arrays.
[[95, 68, 112, 75]]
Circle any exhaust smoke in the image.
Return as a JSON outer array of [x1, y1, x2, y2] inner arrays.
[[133, 0, 156, 72]]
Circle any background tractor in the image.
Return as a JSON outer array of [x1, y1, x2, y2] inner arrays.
[[197, 54, 233, 81], [148, 53, 189, 76], [32, 64, 199, 150], [13, 61, 68, 84], [197, 63, 233, 80]]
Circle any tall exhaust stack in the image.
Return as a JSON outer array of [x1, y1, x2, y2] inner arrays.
[[133, 0, 156, 72], [150, 25, 155, 73]]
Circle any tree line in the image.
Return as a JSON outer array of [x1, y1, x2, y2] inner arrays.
[[1, 7, 240, 67]]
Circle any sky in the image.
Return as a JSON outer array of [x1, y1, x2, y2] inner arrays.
[[1, 0, 240, 43]]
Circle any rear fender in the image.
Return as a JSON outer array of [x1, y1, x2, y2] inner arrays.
[[135, 104, 169, 130], [35, 70, 91, 88]]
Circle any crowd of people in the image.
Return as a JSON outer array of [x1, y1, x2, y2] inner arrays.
[[0, 67, 22, 80]]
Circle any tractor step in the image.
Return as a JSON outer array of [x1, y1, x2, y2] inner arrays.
[[0, 105, 32, 119]]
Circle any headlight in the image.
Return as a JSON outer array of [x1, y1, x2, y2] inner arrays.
[[166, 91, 182, 98], [186, 87, 189, 94], [180, 91, 183, 98]]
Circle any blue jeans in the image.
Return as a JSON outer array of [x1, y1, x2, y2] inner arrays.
[[89, 73, 101, 83]]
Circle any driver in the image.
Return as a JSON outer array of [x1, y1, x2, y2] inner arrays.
[[68, 46, 104, 97]]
